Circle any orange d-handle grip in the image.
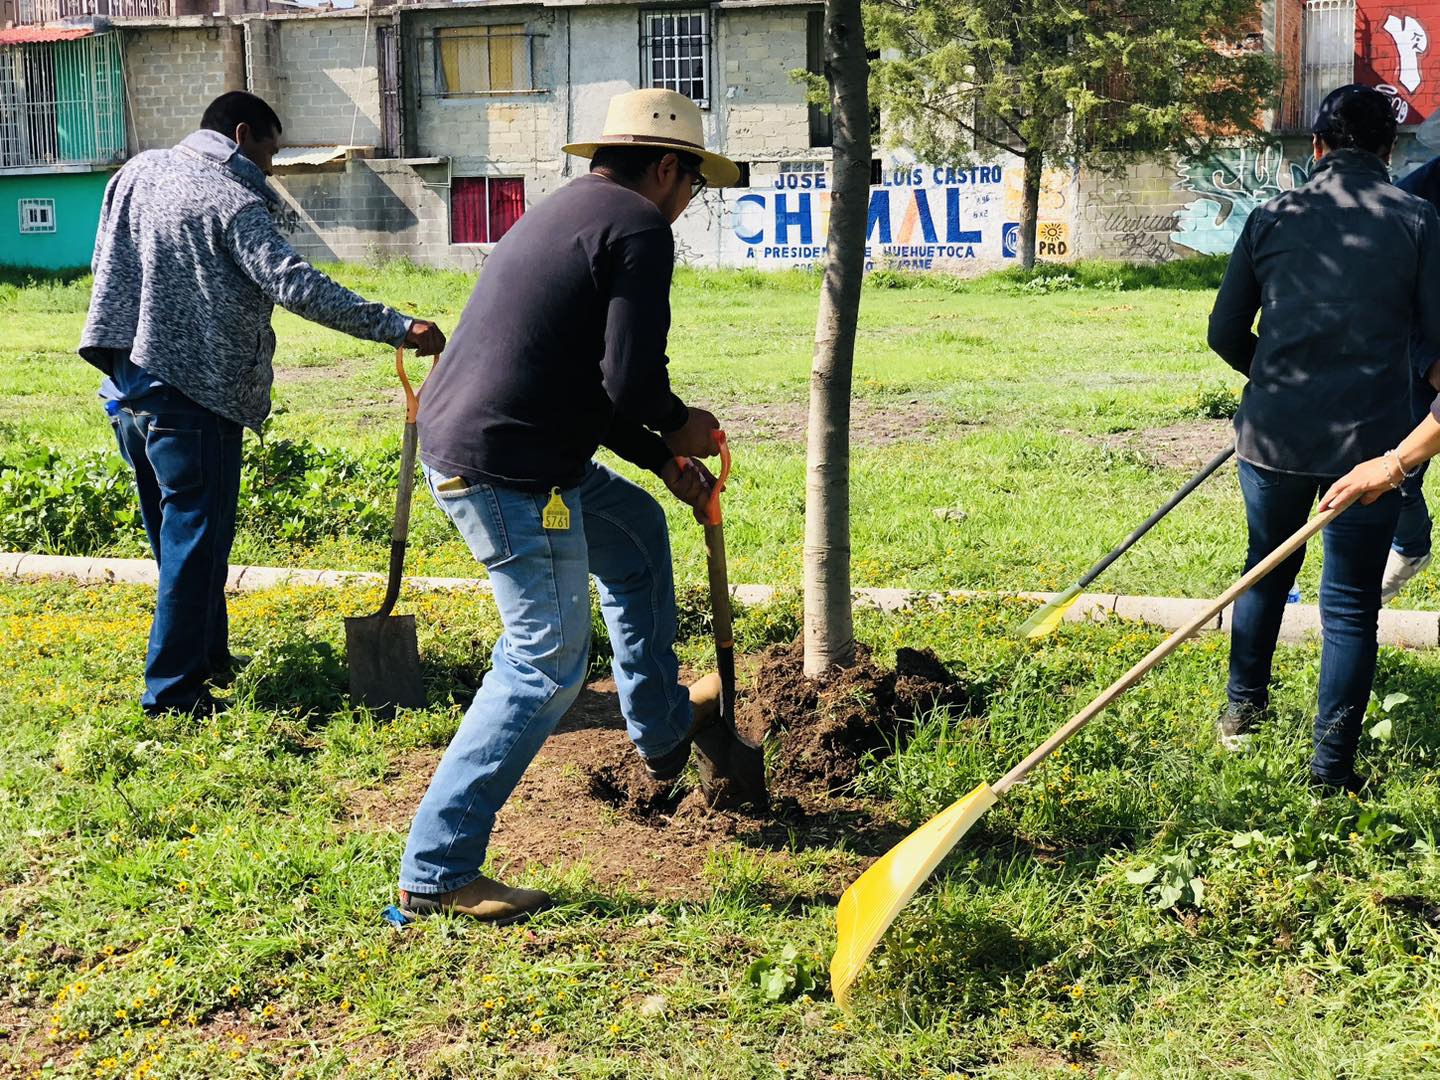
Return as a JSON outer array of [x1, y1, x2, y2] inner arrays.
[[396, 346, 419, 424], [675, 429, 729, 527]]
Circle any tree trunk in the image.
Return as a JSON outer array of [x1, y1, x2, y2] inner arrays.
[[1019, 146, 1042, 270], [803, 0, 870, 677]]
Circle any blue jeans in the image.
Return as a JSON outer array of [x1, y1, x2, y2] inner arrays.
[[1390, 464, 1431, 559], [110, 388, 243, 712], [400, 461, 692, 894], [1227, 460, 1400, 781]]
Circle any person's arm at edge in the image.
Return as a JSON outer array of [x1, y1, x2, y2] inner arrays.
[[1206, 212, 1261, 377], [226, 204, 445, 354], [1322, 413, 1440, 508]]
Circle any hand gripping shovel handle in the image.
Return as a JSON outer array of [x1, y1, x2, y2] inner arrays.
[[375, 347, 420, 619], [995, 492, 1354, 795]]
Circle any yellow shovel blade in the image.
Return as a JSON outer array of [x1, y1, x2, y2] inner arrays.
[[1017, 585, 1083, 640], [830, 782, 999, 1009]]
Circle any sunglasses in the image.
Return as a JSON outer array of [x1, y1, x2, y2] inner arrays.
[[683, 166, 708, 198]]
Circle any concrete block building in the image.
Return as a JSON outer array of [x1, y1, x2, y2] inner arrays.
[[4, 0, 1440, 271]]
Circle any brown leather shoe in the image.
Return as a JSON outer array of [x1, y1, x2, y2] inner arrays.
[[398, 875, 553, 925]]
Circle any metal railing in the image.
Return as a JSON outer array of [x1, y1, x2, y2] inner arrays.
[[0, 34, 126, 170], [16, 0, 173, 24], [1303, 0, 1357, 125]]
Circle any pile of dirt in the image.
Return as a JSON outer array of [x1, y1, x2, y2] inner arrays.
[[344, 647, 973, 901], [737, 640, 974, 793]]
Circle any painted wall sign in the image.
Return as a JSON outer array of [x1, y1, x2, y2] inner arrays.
[[728, 159, 1073, 270], [1358, 2, 1440, 123]]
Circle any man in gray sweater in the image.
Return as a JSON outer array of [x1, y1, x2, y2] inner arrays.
[[80, 91, 445, 717]]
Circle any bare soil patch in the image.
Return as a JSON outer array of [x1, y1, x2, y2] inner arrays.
[[1090, 419, 1232, 471], [722, 400, 960, 446], [345, 645, 976, 902]]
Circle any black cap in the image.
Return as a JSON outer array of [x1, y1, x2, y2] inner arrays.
[[1311, 83, 1392, 135]]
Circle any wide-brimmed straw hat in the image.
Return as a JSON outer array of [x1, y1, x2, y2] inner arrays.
[[563, 88, 741, 188]]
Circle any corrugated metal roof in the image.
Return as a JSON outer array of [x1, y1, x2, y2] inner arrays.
[[0, 26, 94, 45], [271, 145, 360, 167]]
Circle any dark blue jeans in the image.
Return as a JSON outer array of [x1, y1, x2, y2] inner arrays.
[[1391, 463, 1432, 559], [110, 389, 243, 713], [1228, 459, 1400, 782]]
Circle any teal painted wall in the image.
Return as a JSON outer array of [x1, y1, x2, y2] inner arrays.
[[0, 170, 112, 271]]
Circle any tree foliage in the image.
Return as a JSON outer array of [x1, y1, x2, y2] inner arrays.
[[865, 0, 1283, 265]]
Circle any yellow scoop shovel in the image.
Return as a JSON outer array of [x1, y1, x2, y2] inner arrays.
[[832, 496, 1354, 1008]]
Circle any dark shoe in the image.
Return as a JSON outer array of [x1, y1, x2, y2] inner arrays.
[[209, 653, 252, 690], [143, 695, 231, 720], [398, 875, 553, 925], [1217, 701, 1266, 751], [640, 673, 722, 782], [1308, 770, 1368, 798]]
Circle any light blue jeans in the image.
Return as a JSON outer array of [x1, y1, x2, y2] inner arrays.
[[399, 461, 692, 894]]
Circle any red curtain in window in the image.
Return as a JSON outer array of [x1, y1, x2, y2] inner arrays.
[[488, 178, 526, 241], [451, 176, 488, 244]]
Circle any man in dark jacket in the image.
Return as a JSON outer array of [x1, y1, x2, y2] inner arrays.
[[1208, 84, 1440, 793], [396, 89, 739, 923], [81, 91, 445, 717]]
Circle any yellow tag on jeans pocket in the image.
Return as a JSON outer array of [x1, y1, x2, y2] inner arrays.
[[542, 487, 571, 530], [436, 476, 467, 493]]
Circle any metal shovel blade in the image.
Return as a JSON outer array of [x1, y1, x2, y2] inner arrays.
[[345, 612, 427, 717], [692, 722, 768, 810], [345, 355, 427, 718]]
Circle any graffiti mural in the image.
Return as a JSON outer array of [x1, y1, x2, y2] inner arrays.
[[724, 159, 1074, 270], [1170, 144, 1311, 256], [1358, 2, 1440, 124]]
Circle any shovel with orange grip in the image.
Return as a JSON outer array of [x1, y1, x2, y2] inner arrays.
[[344, 347, 429, 716], [676, 431, 768, 809]]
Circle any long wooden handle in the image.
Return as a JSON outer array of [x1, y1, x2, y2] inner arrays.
[[991, 496, 1354, 796]]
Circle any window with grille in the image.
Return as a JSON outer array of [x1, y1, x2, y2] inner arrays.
[[435, 25, 532, 95], [451, 176, 525, 244], [1303, 0, 1357, 125], [640, 10, 710, 108], [18, 198, 55, 234]]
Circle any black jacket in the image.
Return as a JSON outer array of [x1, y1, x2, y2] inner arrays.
[[1208, 149, 1440, 476], [418, 173, 688, 492]]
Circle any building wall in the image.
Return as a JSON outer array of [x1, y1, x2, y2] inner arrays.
[[1072, 134, 1434, 263], [719, 7, 812, 160], [123, 25, 246, 152], [266, 157, 475, 268], [270, 16, 383, 148], [405, 4, 562, 199], [0, 171, 113, 271]]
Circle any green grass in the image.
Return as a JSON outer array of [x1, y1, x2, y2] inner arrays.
[[1, 257, 1354, 604], [2, 582, 1438, 1077]]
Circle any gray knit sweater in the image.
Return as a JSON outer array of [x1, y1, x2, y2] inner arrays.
[[80, 130, 412, 429]]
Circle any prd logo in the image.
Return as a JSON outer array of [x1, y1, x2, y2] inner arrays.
[[1002, 222, 1020, 258]]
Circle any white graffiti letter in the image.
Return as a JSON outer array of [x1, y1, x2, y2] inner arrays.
[[1384, 14, 1429, 94]]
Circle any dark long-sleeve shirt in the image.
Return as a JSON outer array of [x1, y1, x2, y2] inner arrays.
[[1208, 149, 1440, 476], [418, 173, 688, 491], [1396, 156, 1440, 423]]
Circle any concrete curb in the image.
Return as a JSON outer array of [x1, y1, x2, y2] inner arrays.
[[4, 552, 1439, 649]]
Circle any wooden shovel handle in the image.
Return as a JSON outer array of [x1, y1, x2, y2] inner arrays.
[[991, 495, 1356, 796]]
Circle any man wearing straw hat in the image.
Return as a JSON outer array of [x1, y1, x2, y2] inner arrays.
[[396, 89, 743, 922]]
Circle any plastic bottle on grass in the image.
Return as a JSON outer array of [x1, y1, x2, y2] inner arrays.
[[1287, 580, 1301, 604]]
